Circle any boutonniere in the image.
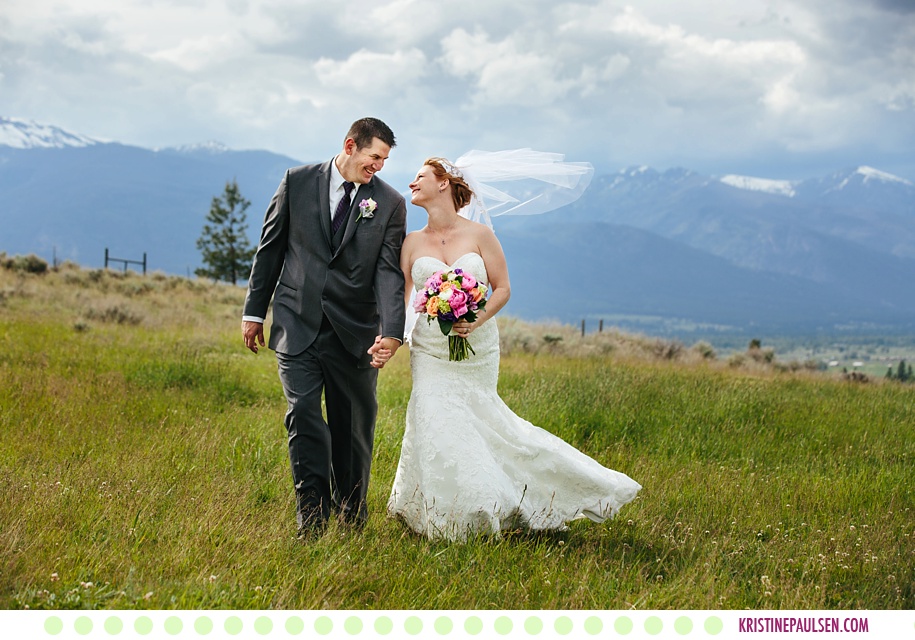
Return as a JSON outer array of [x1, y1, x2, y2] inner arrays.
[[356, 198, 377, 222]]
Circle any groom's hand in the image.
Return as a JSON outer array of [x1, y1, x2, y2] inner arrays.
[[242, 320, 265, 354], [368, 336, 400, 368]]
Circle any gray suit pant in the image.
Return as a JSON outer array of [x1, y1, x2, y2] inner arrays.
[[276, 316, 378, 528]]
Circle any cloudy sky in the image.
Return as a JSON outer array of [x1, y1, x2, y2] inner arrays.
[[2, 0, 914, 183]]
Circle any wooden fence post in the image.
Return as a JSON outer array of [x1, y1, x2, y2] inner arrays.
[[104, 248, 147, 275]]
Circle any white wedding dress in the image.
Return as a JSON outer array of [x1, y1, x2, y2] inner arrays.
[[387, 252, 641, 541]]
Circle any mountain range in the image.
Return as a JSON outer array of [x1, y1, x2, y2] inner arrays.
[[2, 116, 914, 337]]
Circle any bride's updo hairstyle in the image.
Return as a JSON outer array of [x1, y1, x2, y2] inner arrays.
[[425, 157, 474, 213]]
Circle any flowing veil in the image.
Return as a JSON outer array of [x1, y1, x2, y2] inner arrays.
[[454, 149, 594, 228], [403, 148, 594, 342]]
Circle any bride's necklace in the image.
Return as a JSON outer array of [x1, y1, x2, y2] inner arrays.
[[428, 223, 458, 246]]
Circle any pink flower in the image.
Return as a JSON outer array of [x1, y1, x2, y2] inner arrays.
[[448, 288, 468, 309], [451, 301, 469, 318]]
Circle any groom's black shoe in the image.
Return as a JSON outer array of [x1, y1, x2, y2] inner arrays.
[[336, 499, 368, 532], [296, 523, 326, 541], [296, 505, 328, 541], [336, 512, 367, 533]]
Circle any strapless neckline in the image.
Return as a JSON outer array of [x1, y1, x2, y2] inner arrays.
[[412, 252, 488, 292], [413, 252, 482, 269]]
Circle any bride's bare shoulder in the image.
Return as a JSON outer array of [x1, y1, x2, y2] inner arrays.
[[466, 221, 499, 250], [403, 230, 427, 251], [465, 219, 495, 239], [401, 231, 422, 265]]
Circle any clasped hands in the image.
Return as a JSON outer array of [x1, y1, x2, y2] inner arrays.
[[368, 336, 402, 369]]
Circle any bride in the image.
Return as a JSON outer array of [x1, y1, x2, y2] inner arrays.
[[374, 151, 641, 541]]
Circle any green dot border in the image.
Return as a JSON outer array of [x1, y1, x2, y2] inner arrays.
[[28, 610, 861, 639]]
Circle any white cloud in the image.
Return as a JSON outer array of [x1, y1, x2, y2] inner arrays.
[[315, 48, 428, 90], [150, 34, 249, 72], [0, 0, 912, 180], [882, 81, 915, 112], [560, 4, 806, 104], [440, 28, 582, 107]]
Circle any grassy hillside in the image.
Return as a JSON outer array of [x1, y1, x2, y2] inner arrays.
[[1, 263, 912, 610]]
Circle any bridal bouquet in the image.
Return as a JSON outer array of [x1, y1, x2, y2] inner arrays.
[[414, 268, 488, 361]]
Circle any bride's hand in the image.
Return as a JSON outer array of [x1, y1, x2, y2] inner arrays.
[[452, 320, 475, 339], [368, 335, 392, 368]]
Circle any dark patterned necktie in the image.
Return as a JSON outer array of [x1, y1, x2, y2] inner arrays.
[[332, 181, 355, 234]]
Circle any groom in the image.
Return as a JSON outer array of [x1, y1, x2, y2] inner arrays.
[[242, 117, 406, 536]]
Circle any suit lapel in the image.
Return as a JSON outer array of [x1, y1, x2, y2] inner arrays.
[[337, 180, 375, 254], [317, 160, 333, 250]]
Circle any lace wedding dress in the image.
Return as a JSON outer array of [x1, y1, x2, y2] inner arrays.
[[387, 252, 641, 541]]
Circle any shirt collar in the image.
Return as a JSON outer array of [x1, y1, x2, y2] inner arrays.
[[331, 155, 353, 193]]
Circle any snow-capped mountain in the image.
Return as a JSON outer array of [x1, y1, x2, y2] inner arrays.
[[793, 166, 915, 208], [718, 166, 913, 200], [545, 160, 915, 325], [0, 116, 102, 149], [160, 141, 232, 154], [719, 175, 797, 197], [843, 165, 912, 187]]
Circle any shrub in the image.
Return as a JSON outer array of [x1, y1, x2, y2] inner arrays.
[[747, 345, 775, 363], [84, 303, 144, 325], [842, 370, 869, 383], [1, 253, 49, 274], [691, 341, 716, 359], [653, 339, 683, 360]]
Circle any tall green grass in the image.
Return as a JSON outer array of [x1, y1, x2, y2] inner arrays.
[[1, 267, 912, 610]]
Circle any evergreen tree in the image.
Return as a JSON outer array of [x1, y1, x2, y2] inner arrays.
[[896, 359, 909, 382], [196, 180, 256, 283]]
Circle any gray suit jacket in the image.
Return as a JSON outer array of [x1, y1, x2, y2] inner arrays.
[[243, 159, 407, 365]]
